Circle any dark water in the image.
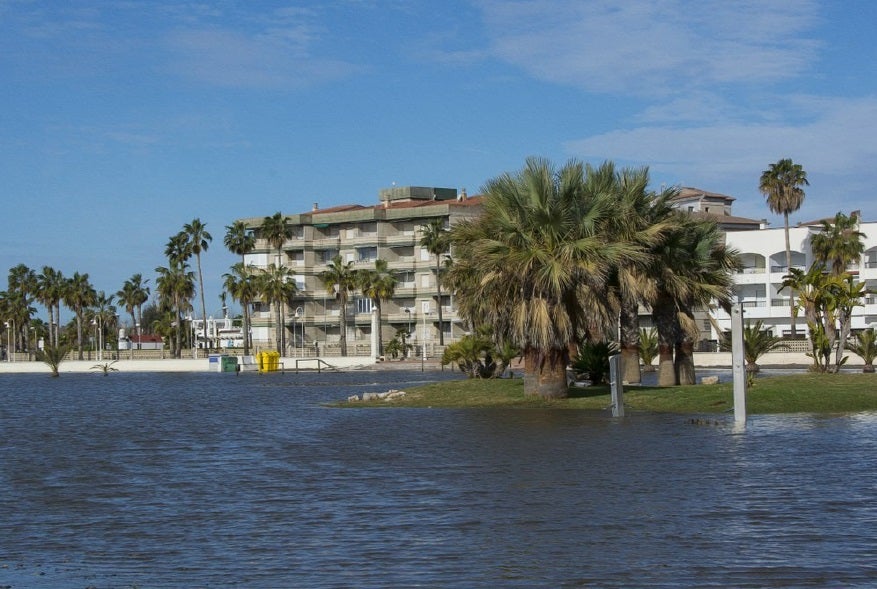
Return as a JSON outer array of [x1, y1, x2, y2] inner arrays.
[[1, 371, 876, 588]]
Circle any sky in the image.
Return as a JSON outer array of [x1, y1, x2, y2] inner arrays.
[[2, 0, 876, 321]]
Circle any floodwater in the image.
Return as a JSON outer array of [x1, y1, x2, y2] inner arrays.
[[1, 370, 876, 588]]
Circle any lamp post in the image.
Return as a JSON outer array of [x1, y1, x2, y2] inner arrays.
[[91, 315, 103, 361], [136, 322, 141, 352], [421, 303, 427, 372], [404, 308, 411, 359], [4, 320, 13, 363], [295, 307, 303, 358]]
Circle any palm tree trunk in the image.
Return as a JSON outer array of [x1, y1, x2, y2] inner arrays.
[[619, 301, 641, 384], [339, 295, 348, 357], [76, 314, 84, 360], [522, 347, 568, 399], [435, 255, 444, 346], [243, 300, 250, 356], [653, 299, 677, 386], [784, 212, 797, 338], [674, 339, 696, 385], [196, 253, 207, 346], [376, 299, 384, 356], [274, 300, 282, 352]]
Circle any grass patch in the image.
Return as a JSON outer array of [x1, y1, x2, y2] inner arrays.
[[342, 373, 877, 414]]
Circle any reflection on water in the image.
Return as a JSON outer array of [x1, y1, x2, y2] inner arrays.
[[1, 371, 876, 587]]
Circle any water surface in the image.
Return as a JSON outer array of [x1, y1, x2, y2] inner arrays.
[[1, 371, 875, 587]]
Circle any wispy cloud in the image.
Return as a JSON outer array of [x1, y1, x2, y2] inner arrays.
[[163, 7, 359, 89], [476, 0, 820, 96]]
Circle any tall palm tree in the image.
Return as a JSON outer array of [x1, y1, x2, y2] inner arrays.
[[6, 264, 36, 353], [420, 219, 450, 345], [319, 255, 358, 357], [223, 262, 258, 355], [182, 218, 212, 342], [117, 274, 150, 349], [357, 258, 397, 356], [450, 157, 638, 399], [92, 290, 116, 359], [155, 263, 195, 358], [811, 211, 866, 276], [759, 158, 808, 337], [36, 266, 65, 347], [224, 220, 256, 265], [257, 263, 297, 353], [261, 212, 291, 266], [63, 272, 96, 360]]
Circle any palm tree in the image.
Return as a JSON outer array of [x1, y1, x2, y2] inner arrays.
[[849, 328, 877, 373], [257, 263, 297, 353], [63, 272, 96, 360], [182, 218, 212, 341], [117, 274, 150, 349], [6, 264, 36, 353], [759, 158, 808, 337], [721, 320, 785, 373], [224, 220, 256, 265], [638, 327, 659, 372], [593, 162, 676, 384], [92, 290, 116, 359], [357, 259, 397, 356], [36, 266, 65, 347], [261, 212, 291, 266], [155, 263, 195, 358], [420, 219, 450, 345], [450, 157, 639, 399], [650, 215, 739, 386], [318, 255, 358, 357], [223, 262, 258, 355], [811, 211, 866, 276]]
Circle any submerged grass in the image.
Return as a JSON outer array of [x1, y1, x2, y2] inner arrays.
[[346, 372, 877, 414]]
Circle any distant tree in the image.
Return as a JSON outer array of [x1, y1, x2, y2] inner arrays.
[[760, 158, 808, 337], [319, 255, 358, 357], [257, 264, 297, 353], [182, 218, 212, 339], [224, 220, 256, 265], [420, 219, 450, 345], [356, 259, 397, 356], [63, 272, 96, 360], [811, 211, 866, 276]]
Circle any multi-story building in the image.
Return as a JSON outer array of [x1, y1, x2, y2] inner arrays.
[[711, 215, 877, 340], [239, 186, 482, 356]]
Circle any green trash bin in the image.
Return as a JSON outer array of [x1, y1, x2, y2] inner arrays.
[[221, 355, 238, 373]]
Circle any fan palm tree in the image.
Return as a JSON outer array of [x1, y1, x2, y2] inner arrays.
[[848, 328, 877, 373], [63, 271, 96, 360], [36, 266, 65, 347], [420, 219, 450, 345], [117, 273, 150, 349], [261, 212, 291, 266], [6, 264, 36, 353], [182, 218, 212, 340], [811, 211, 866, 276], [592, 162, 676, 384], [155, 263, 195, 358], [223, 262, 258, 355], [318, 255, 358, 357], [356, 258, 397, 356], [450, 157, 639, 399], [650, 215, 739, 386], [224, 220, 256, 265], [257, 263, 297, 353], [759, 158, 808, 337]]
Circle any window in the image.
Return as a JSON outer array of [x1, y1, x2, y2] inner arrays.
[[357, 247, 377, 263], [356, 298, 374, 314]]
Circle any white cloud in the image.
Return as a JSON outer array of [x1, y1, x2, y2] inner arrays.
[[476, 0, 820, 96], [565, 95, 877, 219]]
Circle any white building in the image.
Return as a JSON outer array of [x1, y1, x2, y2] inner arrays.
[[710, 217, 877, 340]]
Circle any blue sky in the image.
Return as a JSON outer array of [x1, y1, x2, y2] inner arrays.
[[2, 0, 876, 320]]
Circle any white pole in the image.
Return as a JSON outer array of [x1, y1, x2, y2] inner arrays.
[[731, 300, 747, 427]]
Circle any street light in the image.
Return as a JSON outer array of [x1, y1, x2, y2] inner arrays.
[[186, 315, 197, 359], [294, 307, 303, 358], [404, 307, 411, 359], [4, 320, 13, 363], [91, 314, 103, 361]]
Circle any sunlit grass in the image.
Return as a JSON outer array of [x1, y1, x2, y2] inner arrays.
[[341, 373, 877, 414]]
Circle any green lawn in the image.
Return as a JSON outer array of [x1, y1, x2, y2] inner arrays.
[[343, 372, 877, 414]]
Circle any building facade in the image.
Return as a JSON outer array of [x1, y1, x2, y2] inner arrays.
[[711, 219, 877, 339], [240, 186, 482, 356]]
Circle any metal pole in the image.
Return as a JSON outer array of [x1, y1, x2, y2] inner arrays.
[[731, 300, 747, 427]]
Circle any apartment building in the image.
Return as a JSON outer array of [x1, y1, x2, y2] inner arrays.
[[239, 186, 482, 355], [711, 218, 877, 340]]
